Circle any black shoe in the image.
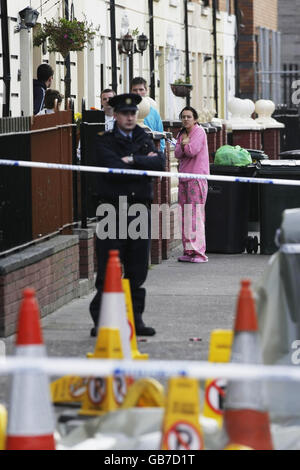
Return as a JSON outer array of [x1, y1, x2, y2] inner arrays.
[[90, 327, 97, 337], [135, 324, 156, 336]]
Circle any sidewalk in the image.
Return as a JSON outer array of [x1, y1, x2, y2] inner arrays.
[[0, 245, 270, 406]]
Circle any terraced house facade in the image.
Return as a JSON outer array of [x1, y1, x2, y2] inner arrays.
[[0, 0, 279, 118]]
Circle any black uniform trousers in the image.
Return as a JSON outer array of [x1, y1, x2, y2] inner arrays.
[[89, 208, 151, 328]]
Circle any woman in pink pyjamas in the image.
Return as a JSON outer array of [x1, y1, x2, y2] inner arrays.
[[175, 106, 210, 263]]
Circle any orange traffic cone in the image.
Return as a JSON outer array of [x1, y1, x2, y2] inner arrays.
[[223, 280, 273, 451], [96, 250, 131, 359], [6, 289, 56, 450]]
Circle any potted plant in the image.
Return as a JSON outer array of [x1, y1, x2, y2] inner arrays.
[[170, 78, 193, 98], [33, 17, 98, 99]]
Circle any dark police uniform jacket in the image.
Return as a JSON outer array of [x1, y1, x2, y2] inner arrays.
[[33, 79, 47, 115], [94, 123, 165, 204]]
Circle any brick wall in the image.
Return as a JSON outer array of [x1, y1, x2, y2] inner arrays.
[[239, 0, 254, 34], [0, 236, 79, 337], [254, 0, 278, 31], [73, 228, 95, 283], [239, 0, 278, 35], [232, 129, 262, 150], [151, 134, 180, 263], [262, 128, 281, 160], [239, 69, 255, 96], [238, 0, 278, 100], [161, 141, 171, 260], [162, 121, 184, 254]]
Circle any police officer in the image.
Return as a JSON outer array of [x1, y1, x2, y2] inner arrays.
[[89, 93, 166, 337]]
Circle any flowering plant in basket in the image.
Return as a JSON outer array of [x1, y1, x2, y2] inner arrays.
[[33, 17, 98, 58]]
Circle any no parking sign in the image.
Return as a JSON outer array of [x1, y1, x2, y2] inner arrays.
[[113, 375, 127, 405], [205, 378, 227, 415], [88, 377, 107, 405], [164, 421, 203, 451], [203, 330, 233, 427], [161, 377, 204, 450]]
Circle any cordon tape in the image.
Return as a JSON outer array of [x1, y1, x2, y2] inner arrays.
[[1, 158, 300, 187], [0, 358, 299, 382]]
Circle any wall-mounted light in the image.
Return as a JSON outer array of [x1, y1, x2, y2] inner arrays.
[[136, 33, 148, 54], [119, 32, 149, 56], [120, 33, 134, 54], [15, 6, 39, 33]]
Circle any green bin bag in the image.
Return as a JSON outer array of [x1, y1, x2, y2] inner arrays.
[[214, 145, 252, 167]]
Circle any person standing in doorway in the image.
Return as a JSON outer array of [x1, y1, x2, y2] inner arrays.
[[175, 106, 210, 263], [33, 64, 54, 115]]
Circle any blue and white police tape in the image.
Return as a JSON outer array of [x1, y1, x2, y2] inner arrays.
[[1, 158, 300, 187], [0, 357, 299, 382]]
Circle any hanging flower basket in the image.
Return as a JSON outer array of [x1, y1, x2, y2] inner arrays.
[[170, 82, 193, 98], [33, 17, 98, 59]]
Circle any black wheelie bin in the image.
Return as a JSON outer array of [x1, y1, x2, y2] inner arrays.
[[205, 164, 257, 254], [245, 149, 269, 231], [279, 150, 300, 160], [257, 160, 300, 255]]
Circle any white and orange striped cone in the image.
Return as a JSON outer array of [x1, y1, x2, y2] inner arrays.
[[96, 250, 131, 359], [6, 288, 56, 450], [223, 280, 273, 450]]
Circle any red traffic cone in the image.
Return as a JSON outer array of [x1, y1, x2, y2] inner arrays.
[[6, 289, 56, 450], [224, 280, 273, 450], [97, 250, 131, 359]]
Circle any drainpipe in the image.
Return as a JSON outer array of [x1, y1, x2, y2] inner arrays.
[[64, 0, 71, 102], [0, 0, 11, 117], [234, 0, 240, 97], [184, 0, 190, 106], [148, 0, 155, 100], [212, 0, 219, 116], [109, 0, 118, 93]]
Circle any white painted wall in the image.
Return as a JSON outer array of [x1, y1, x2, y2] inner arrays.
[[0, 0, 236, 119]]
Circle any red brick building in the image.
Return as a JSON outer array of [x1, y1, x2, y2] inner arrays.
[[236, 0, 279, 101]]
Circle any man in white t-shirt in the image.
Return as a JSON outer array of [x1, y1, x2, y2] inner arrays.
[[101, 88, 116, 131], [77, 89, 117, 161], [37, 89, 63, 115]]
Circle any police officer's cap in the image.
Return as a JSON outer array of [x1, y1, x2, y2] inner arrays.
[[109, 93, 142, 112]]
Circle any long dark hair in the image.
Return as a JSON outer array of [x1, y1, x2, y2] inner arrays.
[[179, 106, 199, 120], [178, 106, 199, 135]]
